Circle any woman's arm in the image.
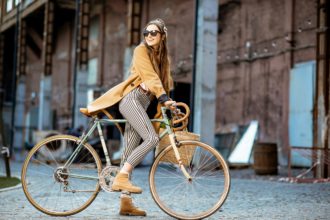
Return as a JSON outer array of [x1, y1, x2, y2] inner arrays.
[[132, 45, 170, 103]]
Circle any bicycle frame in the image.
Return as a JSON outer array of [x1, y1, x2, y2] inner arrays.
[[63, 106, 192, 180]]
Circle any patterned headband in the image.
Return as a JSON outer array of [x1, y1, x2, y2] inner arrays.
[[151, 18, 167, 36]]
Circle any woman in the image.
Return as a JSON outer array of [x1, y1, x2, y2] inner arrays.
[[80, 18, 175, 216]]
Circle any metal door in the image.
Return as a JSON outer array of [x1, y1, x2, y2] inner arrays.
[[289, 61, 315, 166]]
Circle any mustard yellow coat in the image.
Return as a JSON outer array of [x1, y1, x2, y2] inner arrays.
[[86, 43, 169, 132]]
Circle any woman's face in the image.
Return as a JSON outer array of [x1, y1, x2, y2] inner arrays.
[[144, 24, 162, 49]]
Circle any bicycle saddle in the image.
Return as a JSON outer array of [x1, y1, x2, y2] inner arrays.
[[80, 108, 112, 120], [80, 108, 94, 117]]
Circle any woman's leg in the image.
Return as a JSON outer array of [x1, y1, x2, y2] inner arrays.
[[118, 89, 158, 169], [121, 122, 141, 167], [120, 121, 140, 195], [112, 88, 157, 193], [119, 194, 146, 216], [118, 119, 147, 216], [117, 122, 146, 216]]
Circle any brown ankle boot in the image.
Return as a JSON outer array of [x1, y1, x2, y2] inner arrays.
[[111, 173, 142, 194], [119, 196, 146, 216]]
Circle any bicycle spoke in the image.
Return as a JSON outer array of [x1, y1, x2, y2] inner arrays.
[[30, 157, 57, 171], [160, 180, 187, 200], [21, 135, 101, 216], [156, 165, 186, 180], [45, 142, 60, 167], [194, 164, 220, 178], [193, 179, 221, 198], [25, 167, 53, 177], [150, 141, 230, 219]]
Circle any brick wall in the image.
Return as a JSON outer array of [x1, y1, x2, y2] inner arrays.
[[217, 0, 316, 161]]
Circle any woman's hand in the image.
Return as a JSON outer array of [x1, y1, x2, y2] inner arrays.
[[164, 100, 176, 110]]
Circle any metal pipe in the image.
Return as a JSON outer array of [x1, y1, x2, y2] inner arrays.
[[100, 0, 106, 84], [325, 0, 330, 178], [189, 0, 198, 131], [10, 2, 21, 156], [313, 0, 321, 177], [71, 0, 81, 129], [1, 147, 10, 177]]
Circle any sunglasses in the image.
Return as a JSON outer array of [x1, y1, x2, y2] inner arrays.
[[143, 30, 161, 37]]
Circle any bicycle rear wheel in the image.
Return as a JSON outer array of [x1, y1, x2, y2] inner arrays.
[[21, 135, 102, 216], [149, 140, 230, 220]]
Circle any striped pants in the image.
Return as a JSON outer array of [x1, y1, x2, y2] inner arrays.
[[119, 87, 159, 168]]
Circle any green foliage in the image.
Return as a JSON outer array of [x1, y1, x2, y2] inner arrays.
[[0, 176, 21, 189]]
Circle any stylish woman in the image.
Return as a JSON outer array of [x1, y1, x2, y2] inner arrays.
[[81, 18, 175, 216]]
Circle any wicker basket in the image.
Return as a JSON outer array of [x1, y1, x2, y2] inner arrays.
[[156, 130, 200, 166]]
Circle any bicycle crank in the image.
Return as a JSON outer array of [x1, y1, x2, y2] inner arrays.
[[99, 165, 120, 193]]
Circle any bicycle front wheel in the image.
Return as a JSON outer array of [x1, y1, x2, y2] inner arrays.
[[149, 140, 230, 220], [21, 135, 102, 216]]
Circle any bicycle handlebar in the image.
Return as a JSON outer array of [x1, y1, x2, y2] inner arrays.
[[171, 102, 190, 125]]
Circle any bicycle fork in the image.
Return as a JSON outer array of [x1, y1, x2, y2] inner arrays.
[[167, 133, 192, 181], [160, 107, 193, 181]]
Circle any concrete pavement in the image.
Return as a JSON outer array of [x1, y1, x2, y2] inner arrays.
[[0, 160, 330, 220]]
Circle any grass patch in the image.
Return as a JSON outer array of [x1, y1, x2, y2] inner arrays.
[[0, 176, 21, 189]]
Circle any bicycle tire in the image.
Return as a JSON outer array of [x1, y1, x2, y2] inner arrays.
[[149, 140, 230, 220], [21, 135, 102, 216]]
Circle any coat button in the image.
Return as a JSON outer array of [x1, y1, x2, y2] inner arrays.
[[130, 83, 134, 87]]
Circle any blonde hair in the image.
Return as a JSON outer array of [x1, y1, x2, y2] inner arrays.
[[143, 18, 173, 93]]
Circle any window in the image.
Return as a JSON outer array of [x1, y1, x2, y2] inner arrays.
[[24, 0, 34, 7], [6, 0, 13, 12], [89, 16, 99, 49], [87, 58, 98, 104]]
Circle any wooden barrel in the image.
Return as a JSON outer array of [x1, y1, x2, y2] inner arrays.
[[253, 142, 278, 175]]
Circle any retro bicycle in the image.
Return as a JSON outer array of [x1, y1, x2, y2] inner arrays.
[[21, 103, 230, 220]]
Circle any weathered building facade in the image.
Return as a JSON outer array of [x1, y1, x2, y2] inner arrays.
[[217, 0, 317, 164], [217, 0, 329, 177], [0, 0, 329, 177], [0, 0, 197, 157]]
